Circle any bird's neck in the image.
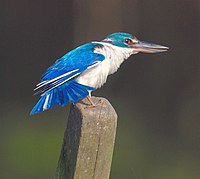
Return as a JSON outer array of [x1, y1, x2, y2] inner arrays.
[[93, 42, 134, 75]]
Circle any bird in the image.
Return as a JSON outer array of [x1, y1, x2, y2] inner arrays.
[[30, 32, 168, 115]]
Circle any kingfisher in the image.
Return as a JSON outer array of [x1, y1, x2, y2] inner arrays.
[[30, 32, 168, 115]]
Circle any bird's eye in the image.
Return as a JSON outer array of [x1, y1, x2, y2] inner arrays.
[[124, 38, 132, 45]]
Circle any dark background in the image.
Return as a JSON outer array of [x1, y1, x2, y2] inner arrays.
[[1, 0, 199, 178]]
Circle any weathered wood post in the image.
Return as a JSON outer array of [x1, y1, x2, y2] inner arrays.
[[54, 96, 117, 179]]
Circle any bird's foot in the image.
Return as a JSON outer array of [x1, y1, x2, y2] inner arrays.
[[86, 96, 96, 108]]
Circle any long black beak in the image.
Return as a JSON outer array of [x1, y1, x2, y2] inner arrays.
[[133, 40, 169, 53]]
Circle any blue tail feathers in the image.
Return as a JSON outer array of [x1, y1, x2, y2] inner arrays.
[[30, 81, 95, 115]]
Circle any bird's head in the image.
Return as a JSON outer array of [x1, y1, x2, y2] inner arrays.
[[102, 32, 168, 54]]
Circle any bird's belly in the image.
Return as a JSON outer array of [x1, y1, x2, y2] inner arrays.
[[76, 63, 109, 89]]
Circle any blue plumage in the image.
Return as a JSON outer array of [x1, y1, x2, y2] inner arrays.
[[30, 80, 95, 115], [31, 32, 168, 115], [31, 43, 103, 115], [41, 43, 104, 81]]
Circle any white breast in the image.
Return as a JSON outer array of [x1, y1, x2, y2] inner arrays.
[[76, 42, 134, 89]]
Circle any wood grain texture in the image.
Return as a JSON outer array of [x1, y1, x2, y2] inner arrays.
[[55, 97, 117, 179]]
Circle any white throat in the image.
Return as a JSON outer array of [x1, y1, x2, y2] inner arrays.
[[93, 42, 135, 74]]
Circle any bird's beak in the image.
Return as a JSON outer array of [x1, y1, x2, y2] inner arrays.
[[131, 39, 169, 53]]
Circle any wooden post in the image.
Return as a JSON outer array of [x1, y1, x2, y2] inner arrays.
[[54, 97, 117, 179]]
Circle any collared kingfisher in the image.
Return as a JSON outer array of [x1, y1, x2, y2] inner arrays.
[[30, 32, 168, 115]]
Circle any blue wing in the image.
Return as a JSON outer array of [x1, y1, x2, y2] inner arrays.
[[30, 42, 105, 115], [34, 43, 104, 94]]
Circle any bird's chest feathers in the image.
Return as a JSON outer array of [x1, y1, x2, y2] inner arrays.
[[76, 42, 133, 89]]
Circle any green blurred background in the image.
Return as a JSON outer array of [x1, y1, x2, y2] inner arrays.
[[1, 0, 200, 178]]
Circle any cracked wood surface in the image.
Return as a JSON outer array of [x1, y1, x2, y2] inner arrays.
[[55, 97, 118, 179]]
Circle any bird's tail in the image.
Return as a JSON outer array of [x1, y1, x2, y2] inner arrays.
[[30, 81, 94, 115]]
